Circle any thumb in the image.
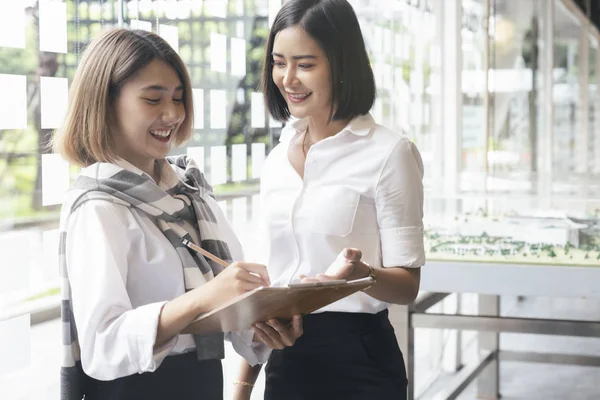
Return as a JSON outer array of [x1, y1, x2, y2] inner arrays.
[[343, 248, 362, 262]]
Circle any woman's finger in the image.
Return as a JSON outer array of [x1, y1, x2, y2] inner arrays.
[[234, 262, 271, 286], [253, 323, 283, 349], [267, 319, 296, 346]]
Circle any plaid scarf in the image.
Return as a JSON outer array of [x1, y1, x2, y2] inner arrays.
[[59, 155, 231, 400]]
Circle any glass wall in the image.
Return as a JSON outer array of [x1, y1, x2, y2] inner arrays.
[[349, 0, 442, 186], [488, 0, 545, 193], [553, 0, 582, 192], [590, 35, 599, 174], [1, 1, 599, 398], [461, 0, 487, 191]]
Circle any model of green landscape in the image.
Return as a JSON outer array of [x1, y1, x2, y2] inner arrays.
[[424, 210, 600, 266]]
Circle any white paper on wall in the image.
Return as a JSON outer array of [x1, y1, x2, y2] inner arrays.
[[210, 145, 227, 185], [210, 33, 227, 73], [252, 143, 266, 179], [206, 0, 227, 18], [0, 1, 26, 49], [39, 0, 67, 54], [159, 24, 179, 53], [187, 147, 205, 172], [130, 19, 152, 31], [41, 153, 70, 207], [251, 93, 265, 128], [42, 229, 60, 282], [268, 0, 282, 28], [232, 144, 247, 182], [0, 74, 27, 130], [0, 230, 30, 297], [231, 38, 246, 77], [192, 88, 205, 129], [0, 315, 31, 377], [210, 90, 227, 129], [40, 77, 69, 129]]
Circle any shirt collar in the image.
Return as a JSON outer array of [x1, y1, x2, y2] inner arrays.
[[279, 113, 375, 143]]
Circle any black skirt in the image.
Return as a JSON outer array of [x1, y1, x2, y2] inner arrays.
[[82, 352, 222, 400], [264, 309, 407, 400]]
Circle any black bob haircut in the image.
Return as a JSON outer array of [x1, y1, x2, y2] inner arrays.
[[261, 0, 376, 123]]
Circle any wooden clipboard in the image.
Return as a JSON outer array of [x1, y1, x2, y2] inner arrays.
[[181, 277, 374, 334]]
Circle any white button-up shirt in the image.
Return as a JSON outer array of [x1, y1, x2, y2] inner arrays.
[[64, 159, 269, 381], [260, 113, 425, 314]]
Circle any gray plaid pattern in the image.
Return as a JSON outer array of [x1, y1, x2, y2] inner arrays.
[[59, 155, 231, 400]]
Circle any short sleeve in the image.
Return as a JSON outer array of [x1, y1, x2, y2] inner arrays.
[[375, 138, 425, 268]]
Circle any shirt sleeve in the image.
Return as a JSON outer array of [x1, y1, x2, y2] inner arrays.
[[66, 201, 177, 381], [225, 330, 272, 366], [375, 137, 426, 268]]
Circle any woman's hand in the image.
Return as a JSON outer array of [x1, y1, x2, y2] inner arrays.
[[196, 261, 271, 311], [301, 248, 370, 283], [252, 314, 303, 349]]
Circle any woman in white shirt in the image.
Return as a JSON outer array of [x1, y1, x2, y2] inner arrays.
[[53, 28, 302, 400], [233, 1, 425, 399]]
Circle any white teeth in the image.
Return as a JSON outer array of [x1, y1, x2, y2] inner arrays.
[[150, 129, 171, 138], [288, 92, 311, 99]]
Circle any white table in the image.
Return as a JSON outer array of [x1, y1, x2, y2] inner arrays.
[[389, 260, 600, 400]]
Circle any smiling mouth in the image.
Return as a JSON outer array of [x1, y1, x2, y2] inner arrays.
[[149, 129, 172, 142], [286, 91, 312, 103]]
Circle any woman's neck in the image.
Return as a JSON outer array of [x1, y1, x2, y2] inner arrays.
[[305, 115, 351, 144]]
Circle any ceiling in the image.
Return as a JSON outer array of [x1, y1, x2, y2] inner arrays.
[[572, 0, 600, 31]]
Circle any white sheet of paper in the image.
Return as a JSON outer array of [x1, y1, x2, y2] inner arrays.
[[41, 153, 70, 206], [231, 38, 246, 76], [251, 93, 265, 128], [235, 0, 245, 15], [395, 33, 403, 60], [236, 21, 245, 38], [251, 143, 266, 179], [268, 0, 282, 28], [210, 90, 227, 129], [40, 77, 68, 129], [42, 229, 60, 282], [192, 88, 204, 129], [383, 64, 393, 89], [39, 0, 67, 54], [373, 26, 383, 54], [159, 24, 179, 53], [210, 145, 227, 185], [0, 1, 26, 48], [187, 147, 205, 172], [0, 74, 27, 130], [210, 33, 227, 73], [231, 144, 247, 182], [0, 315, 30, 377], [130, 19, 152, 31], [206, 0, 227, 18], [383, 28, 392, 55], [0, 230, 30, 296]]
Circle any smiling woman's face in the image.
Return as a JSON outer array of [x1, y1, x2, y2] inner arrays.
[[112, 59, 185, 171], [271, 25, 332, 122]]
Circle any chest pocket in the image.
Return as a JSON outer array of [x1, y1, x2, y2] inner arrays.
[[302, 186, 360, 237]]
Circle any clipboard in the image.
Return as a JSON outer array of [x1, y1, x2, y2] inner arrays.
[[181, 277, 375, 334]]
